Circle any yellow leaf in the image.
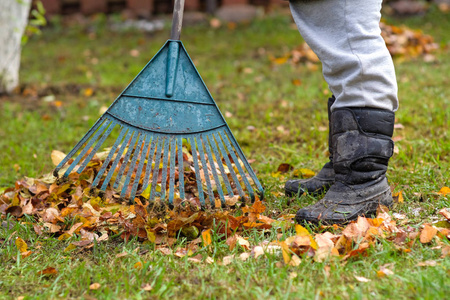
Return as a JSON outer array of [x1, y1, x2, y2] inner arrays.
[[145, 228, 156, 243], [393, 191, 404, 203], [15, 237, 27, 253], [51, 150, 66, 167], [58, 233, 72, 241], [273, 56, 288, 65], [202, 229, 212, 247], [295, 224, 310, 237], [64, 244, 77, 252], [279, 241, 291, 264]]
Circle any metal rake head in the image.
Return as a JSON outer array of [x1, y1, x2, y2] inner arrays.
[[54, 40, 263, 208]]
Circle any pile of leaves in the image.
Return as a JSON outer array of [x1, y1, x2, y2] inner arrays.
[[1, 150, 450, 266], [271, 21, 439, 67]]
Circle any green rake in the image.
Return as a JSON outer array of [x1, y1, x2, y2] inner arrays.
[[54, 0, 264, 208]]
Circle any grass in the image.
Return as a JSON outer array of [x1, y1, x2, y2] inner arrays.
[[1, 6, 450, 299]]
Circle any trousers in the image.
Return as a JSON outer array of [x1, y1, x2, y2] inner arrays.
[[289, 0, 399, 112]]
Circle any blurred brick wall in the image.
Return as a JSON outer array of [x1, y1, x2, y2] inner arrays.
[[38, 0, 286, 16]]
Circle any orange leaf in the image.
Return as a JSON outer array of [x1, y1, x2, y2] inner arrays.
[[202, 229, 212, 247], [89, 283, 101, 290], [21, 250, 32, 259], [437, 187, 450, 196], [420, 224, 437, 243], [37, 267, 58, 276]]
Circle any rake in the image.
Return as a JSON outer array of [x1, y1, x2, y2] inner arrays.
[[53, 0, 264, 208]]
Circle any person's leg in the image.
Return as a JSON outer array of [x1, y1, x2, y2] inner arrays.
[[288, 0, 398, 223], [289, 0, 398, 111]]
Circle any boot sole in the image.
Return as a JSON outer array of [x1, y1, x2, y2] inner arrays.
[[295, 187, 393, 225]]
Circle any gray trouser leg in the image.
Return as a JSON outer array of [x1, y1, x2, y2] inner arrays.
[[289, 0, 399, 112]]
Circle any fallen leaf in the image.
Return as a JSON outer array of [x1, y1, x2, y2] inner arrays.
[[15, 237, 27, 253], [21, 250, 32, 259], [202, 229, 212, 247], [437, 187, 450, 196], [51, 150, 66, 167], [37, 267, 58, 276], [377, 267, 394, 278], [393, 191, 404, 203], [239, 252, 250, 261], [277, 163, 294, 174], [354, 275, 371, 282], [222, 255, 234, 266], [289, 254, 301, 266], [142, 283, 153, 291], [89, 283, 101, 290], [438, 208, 450, 221], [420, 224, 437, 243], [417, 260, 437, 267]]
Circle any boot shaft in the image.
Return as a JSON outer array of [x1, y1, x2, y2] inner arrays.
[[330, 107, 395, 185]]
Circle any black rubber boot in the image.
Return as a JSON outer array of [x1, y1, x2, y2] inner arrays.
[[285, 96, 336, 196], [295, 107, 395, 224]]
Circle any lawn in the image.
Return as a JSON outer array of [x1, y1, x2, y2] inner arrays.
[[1, 6, 449, 299]]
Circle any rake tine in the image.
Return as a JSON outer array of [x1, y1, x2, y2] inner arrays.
[[113, 132, 139, 190], [219, 130, 255, 199], [101, 130, 133, 191], [168, 137, 177, 205], [77, 120, 117, 174], [206, 133, 233, 197], [92, 126, 127, 187], [140, 136, 157, 193], [54, 116, 105, 177], [160, 137, 171, 200], [177, 137, 185, 199], [149, 137, 164, 200], [120, 133, 145, 199], [203, 135, 225, 206], [196, 135, 215, 206], [213, 132, 245, 197], [129, 133, 151, 201], [189, 137, 206, 207], [63, 119, 111, 177], [226, 128, 264, 194]]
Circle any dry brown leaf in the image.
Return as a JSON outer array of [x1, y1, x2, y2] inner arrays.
[[37, 267, 58, 276], [417, 260, 437, 267], [438, 208, 450, 221], [89, 283, 101, 290], [354, 275, 371, 282], [288, 254, 301, 267], [222, 255, 234, 266], [239, 252, 251, 261], [420, 224, 438, 243]]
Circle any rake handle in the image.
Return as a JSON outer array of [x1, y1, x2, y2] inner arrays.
[[171, 0, 185, 40]]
